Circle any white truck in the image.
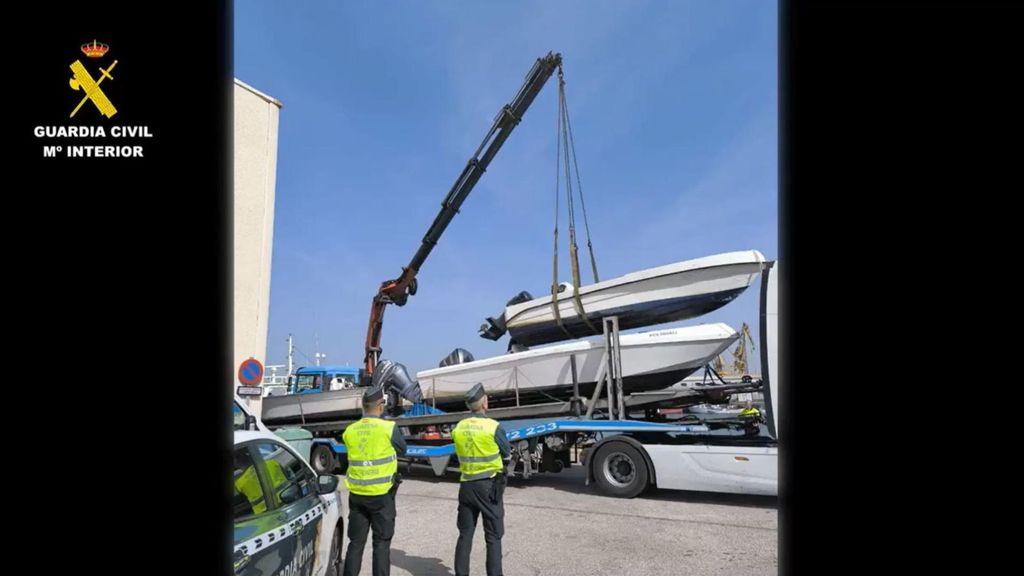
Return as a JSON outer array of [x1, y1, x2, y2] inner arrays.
[[578, 260, 779, 497], [299, 262, 780, 498]]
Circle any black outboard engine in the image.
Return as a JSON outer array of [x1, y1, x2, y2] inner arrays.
[[479, 291, 534, 341], [479, 315, 507, 340], [439, 348, 475, 368], [372, 359, 425, 415]]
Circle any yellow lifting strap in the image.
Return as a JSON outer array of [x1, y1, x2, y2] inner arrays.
[[569, 241, 599, 335], [551, 229, 573, 338], [551, 65, 600, 337]]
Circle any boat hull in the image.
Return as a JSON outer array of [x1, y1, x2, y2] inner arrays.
[[491, 251, 765, 347], [420, 324, 739, 409], [261, 388, 364, 426], [508, 286, 747, 347]]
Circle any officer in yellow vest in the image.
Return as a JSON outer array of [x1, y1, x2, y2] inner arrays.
[[342, 385, 407, 576], [739, 399, 762, 421], [453, 383, 511, 576], [234, 456, 288, 515]]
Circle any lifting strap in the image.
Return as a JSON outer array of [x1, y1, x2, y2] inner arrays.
[[561, 81, 599, 284], [550, 69, 572, 339], [554, 68, 598, 335]]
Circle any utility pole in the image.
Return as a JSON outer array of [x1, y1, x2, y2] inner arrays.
[[287, 333, 294, 375]]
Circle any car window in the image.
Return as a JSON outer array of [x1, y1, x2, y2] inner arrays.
[[255, 442, 314, 503], [233, 447, 268, 519], [233, 402, 246, 431]]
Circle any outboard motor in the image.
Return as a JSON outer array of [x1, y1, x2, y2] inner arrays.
[[439, 348, 475, 368], [479, 290, 535, 341], [506, 291, 534, 306], [371, 359, 425, 408], [479, 315, 507, 341]]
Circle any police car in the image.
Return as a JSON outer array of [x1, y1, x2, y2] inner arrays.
[[234, 397, 344, 576]]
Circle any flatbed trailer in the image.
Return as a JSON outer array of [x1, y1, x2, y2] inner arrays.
[[309, 413, 774, 498], [287, 262, 781, 498]]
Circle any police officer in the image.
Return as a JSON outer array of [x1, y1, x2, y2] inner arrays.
[[453, 383, 511, 576], [739, 399, 762, 421], [342, 386, 407, 576], [234, 452, 287, 515]]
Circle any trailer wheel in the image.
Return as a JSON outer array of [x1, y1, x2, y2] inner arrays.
[[592, 442, 649, 498], [311, 444, 337, 475]]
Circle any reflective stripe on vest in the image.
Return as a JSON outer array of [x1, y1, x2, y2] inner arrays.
[[348, 454, 398, 467], [452, 416, 503, 482], [342, 418, 398, 496], [345, 476, 394, 486], [457, 454, 501, 463]]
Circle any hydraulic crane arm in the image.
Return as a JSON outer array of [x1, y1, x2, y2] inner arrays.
[[364, 51, 563, 374]]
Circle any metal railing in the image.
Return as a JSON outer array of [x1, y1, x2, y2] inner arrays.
[[261, 364, 290, 386]]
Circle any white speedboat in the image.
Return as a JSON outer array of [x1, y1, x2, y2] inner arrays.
[[479, 250, 765, 347], [419, 323, 739, 409]]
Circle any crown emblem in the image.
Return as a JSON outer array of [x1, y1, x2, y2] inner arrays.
[[81, 40, 109, 58]]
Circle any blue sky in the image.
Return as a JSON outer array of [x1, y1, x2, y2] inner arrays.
[[235, 0, 777, 375]]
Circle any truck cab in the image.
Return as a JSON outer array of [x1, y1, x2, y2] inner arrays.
[[290, 365, 363, 395]]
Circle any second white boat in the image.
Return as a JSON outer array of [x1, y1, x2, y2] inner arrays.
[[419, 323, 739, 409]]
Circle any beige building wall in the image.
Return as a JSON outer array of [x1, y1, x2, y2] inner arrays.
[[234, 79, 282, 414]]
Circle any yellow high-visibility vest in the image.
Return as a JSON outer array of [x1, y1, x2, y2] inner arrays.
[[452, 416, 503, 482], [235, 459, 287, 514], [343, 418, 398, 496]]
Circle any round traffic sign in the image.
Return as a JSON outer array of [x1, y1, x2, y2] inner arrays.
[[238, 358, 264, 386]]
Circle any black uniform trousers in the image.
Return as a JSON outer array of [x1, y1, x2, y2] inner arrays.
[[343, 486, 397, 576], [455, 474, 505, 576]]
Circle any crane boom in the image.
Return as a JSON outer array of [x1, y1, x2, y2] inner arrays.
[[364, 51, 563, 374]]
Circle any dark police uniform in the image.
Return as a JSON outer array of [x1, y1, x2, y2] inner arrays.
[[342, 386, 407, 576], [453, 383, 511, 576]]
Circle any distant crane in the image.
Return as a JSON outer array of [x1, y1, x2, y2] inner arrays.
[[713, 353, 725, 373], [731, 322, 756, 376], [711, 322, 757, 377]]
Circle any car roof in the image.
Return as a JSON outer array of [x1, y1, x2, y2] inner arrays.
[[234, 430, 288, 446]]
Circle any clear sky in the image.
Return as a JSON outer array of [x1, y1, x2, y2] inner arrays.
[[235, 0, 777, 376]]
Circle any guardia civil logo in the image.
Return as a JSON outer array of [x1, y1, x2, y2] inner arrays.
[[69, 40, 118, 119], [32, 39, 151, 158]]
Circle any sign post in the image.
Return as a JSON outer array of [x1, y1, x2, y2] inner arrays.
[[237, 358, 265, 408]]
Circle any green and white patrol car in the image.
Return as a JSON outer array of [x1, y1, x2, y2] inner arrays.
[[234, 398, 344, 576]]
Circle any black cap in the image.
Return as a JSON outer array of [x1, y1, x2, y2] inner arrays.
[[465, 383, 486, 404], [362, 385, 385, 404]]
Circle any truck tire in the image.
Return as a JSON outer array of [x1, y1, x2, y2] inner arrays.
[[592, 441, 649, 498], [311, 444, 337, 475]]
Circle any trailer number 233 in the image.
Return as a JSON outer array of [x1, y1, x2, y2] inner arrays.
[[507, 422, 557, 440]]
